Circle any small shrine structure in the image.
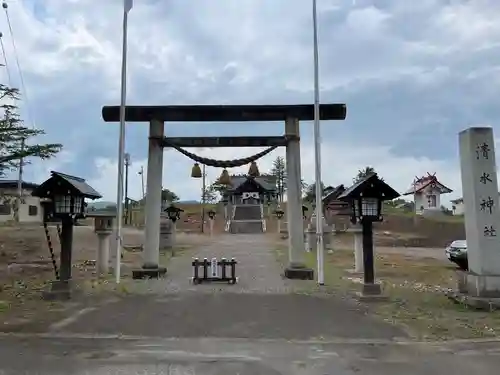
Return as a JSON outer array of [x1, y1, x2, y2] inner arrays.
[[221, 175, 277, 206], [403, 173, 452, 215]]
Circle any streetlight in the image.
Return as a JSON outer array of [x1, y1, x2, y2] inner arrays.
[[138, 166, 145, 200], [274, 207, 285, 234]]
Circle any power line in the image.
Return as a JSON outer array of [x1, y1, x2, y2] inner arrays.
[[2, 1, 36, 129]]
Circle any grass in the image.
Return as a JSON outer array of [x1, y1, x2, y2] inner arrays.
[[276, 245, 500, 340], [81, 244, 194, 295]]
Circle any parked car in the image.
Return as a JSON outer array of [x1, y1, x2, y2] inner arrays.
[[445, 240, 468, 270]]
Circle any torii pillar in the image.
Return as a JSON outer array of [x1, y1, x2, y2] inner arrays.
[[284, 117, 314, 279], [142, 118, 165, 275]]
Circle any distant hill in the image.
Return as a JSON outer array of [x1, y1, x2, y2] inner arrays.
[[88, 201, 116, 210], [88, 200, 200, 210]]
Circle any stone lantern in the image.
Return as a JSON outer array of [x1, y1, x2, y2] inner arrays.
[[338, 173, 399, 298], [86, 212, 115, 277], [32, 171, 101, 299]]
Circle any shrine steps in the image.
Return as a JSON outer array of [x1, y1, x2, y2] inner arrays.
[[229, 205, 264, 234]]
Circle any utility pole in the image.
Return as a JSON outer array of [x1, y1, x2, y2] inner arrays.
[[15, 138, 24, 223], [201, 164, 206, 233], [124, 153, 130, 224], [138, 165, 145, 200]]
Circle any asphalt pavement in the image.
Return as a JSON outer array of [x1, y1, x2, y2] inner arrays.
[[0, 334, 499, 374]]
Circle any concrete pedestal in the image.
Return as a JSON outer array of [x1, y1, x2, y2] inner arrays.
[[132, 266, 167, 279], [41, 280, 81, 301], [356, 283, 387, 302], [305, 212, 331, 252], [159, 215, 175, 249], [96, 232, 111, 277], [284, 265, 314, 280]]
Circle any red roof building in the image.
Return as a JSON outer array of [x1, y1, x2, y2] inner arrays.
[[403, 173, 452, 214]]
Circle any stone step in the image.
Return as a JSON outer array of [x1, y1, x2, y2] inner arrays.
[[229, 220, 264, 234], [233, 205, 262, 221]]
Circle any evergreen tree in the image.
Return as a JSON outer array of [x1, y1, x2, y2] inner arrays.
[[0, 84, 62, 175]]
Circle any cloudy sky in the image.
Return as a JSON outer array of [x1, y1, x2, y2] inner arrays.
[[2, 0, 500, 205]]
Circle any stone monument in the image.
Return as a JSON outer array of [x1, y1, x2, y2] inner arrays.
[[305, 209, 331, 252], [457, 127, 500, 301]]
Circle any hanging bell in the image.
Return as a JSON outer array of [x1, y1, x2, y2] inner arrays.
[[218, 168, 231, 185], [248, 161, 260, 177], [191, 163, 202, 178]]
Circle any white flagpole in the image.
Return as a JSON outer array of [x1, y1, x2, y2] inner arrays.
[[312, 0, 325, 285], [115, 0, 132, 284]]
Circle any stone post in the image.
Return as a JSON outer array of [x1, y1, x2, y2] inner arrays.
[[159, 214, 174, 249], [209, 218, 214, 237], [284, 117, 314, 280], [277, 218, 282, 234], [305, 209, 331, 252], [459, 127, 500, 297], [96, 232, 111, 277], [353, 223, 363, 273]]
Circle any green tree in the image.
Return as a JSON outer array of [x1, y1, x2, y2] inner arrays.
[[161, 188, 179, 202], [303, 181, 326, 203], [210, 181, 228, 197], [0, 85, 62, 175], [354, 166, 377, 183], [270, 156, 286, 202], [202, 184, 218, 204]]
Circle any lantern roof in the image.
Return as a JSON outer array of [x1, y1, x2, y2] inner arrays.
[[338, 173, 400, 202], [164, 204, 184, 213], [32, 171, 102, 200]]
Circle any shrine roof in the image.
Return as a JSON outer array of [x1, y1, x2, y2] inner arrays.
[[403, 174, 452, 196], [226, 175, 276, 192], [322, 184, 346, 203]]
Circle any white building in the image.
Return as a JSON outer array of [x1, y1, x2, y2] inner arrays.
[[0, 180, 43, 223], [402, 173, 453, 215], [451, 197, 465, 216]]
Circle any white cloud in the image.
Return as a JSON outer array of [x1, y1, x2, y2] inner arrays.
[[2, 0, 500, 210]]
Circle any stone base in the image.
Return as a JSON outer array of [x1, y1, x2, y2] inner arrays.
[[446, 291, 500, 312], [132, 266, 167, 280], [41, 280, 81, 301], [284, 266, 314, 280], [356, 283, 388, 302], [456, 270, 500, 298]]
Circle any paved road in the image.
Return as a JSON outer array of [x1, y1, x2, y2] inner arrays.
[[0, 334, 499, 374], [47, 234, 406, 341], [4, 234, 489, 374]]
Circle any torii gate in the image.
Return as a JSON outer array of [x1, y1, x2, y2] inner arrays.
[[102, 104, 347, 279]]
